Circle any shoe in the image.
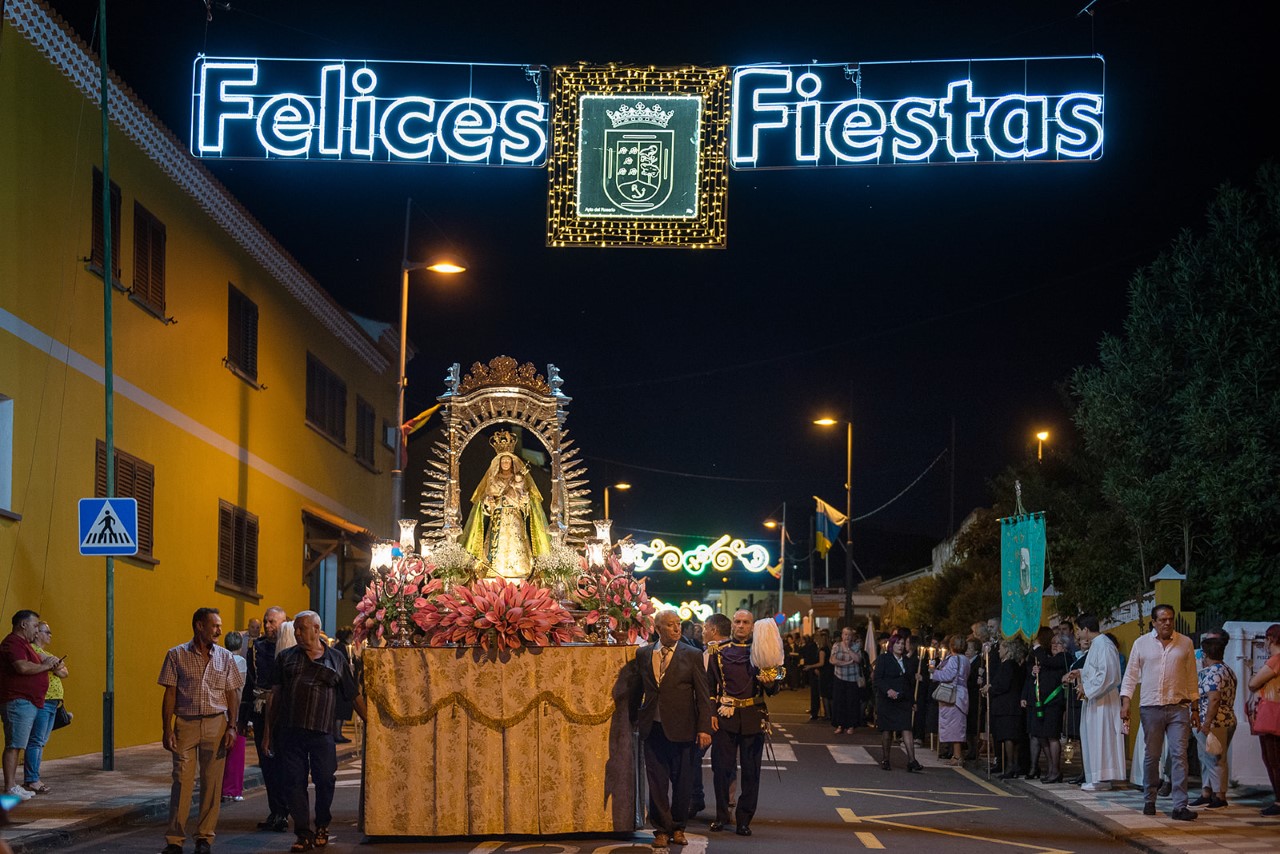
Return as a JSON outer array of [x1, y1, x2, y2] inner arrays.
[[1027, 770, 1041, 780], [195, 841, 212, 854], [736, 825, 752, 836], [945, 758, 963, 767], [257, 813, 280, 830], [6, 785, 34, 801], [906, 760, 924, 773], [652, 831, 669, 849], [290, 838, 315, 853], [23, 781, 51, 794], [1170, 807, 1197, 821], [1189, 795, 1212, 808], [314, 827, 329, 847], [233, 796, 243, 802], [1261, 803, 1280, 816], [1207, 798, 1228, 809], [271, 817, 291, 833], [1042, 775, 1062, 784], [1143, 803, 1157, 816], [1065, 775, 1085, 785], [689, 800, 705, 815], [709, 822, 725, 832], [834, 727, 844, 734], [672, 830, 688, 845], [880, 760, 891, 771], [808, 715, 818, 721], [1080, 781, 1111, 792], [1158, 779, 1172, 798], [998, 770, 1020, 780], [334, 735, 352, 743], [159, 846, 183, 854]]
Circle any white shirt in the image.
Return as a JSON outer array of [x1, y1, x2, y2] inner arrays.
[[1120, 629, 1198, 706]]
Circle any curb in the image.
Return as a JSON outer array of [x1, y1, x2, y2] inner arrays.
[[1007, 777, 1174, 854]]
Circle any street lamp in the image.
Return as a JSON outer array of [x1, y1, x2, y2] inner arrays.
[[391, 198, 465, 524], [1035, 430, 1050, 462], [603, 482, 631, 519], [815, 416, 853, 629]]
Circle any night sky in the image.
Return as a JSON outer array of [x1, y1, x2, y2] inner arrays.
[[37, 1, 1271, 595]]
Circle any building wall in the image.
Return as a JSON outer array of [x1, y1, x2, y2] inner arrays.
[[1, 3, 396, 757]]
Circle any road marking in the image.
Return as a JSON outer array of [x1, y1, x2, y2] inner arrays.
[[825, 786, 1019, 798], [856, 831, 885, 849], [952, 765, 1014, 796]]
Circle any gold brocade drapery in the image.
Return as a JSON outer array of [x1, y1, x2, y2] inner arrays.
[[362, 645, 640, 837]]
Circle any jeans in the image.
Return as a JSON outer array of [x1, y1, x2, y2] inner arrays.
[[1194, 723, 1236, 797], [280, 727, 337, 839], [24, 700, 57, 783], [1139, 703, 1191, 810], [1, 699, 40, 751]]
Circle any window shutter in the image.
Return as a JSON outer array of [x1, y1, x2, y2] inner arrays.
[[91, 170, 121, 278], [242, 298, 258, 378], [134, 461, 154, 556], [218, 500, 234, 582], [149, 220, 166, 310], [94, 439, 107, 497], [134, 204, 150, 300]]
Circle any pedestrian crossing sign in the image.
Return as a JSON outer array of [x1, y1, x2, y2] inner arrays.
[[78, 497, 138, 556]]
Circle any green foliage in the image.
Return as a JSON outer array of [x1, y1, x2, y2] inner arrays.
[[893, 509, 1002, 637], [1071, 165, 1280, 619]]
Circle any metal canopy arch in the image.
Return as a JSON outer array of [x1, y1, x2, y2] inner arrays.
[[418, 356, 592, 547]]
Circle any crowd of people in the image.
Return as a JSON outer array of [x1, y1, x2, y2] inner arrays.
[[4, 606, 1280, 854]]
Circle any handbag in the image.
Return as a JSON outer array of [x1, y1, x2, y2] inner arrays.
[[932, 681, 958, 704], [1251, 698, 1280, 736], [52, 702, 72, 730]]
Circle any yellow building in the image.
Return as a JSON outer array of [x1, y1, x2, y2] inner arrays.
[[1, 0, 396, 757]]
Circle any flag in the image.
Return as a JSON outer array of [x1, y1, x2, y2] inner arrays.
[[864, 617, 878, 666], [399, 403, 442, 467], [766, 560, 782, 579], [1000, 511, 1046, 641], [814, 496, 847, 557]]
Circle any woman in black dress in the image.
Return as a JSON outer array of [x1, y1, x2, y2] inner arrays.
[[985, 638, 1026, 778], [1023, 631, 1070, 782], [874, 634, 922, 772]]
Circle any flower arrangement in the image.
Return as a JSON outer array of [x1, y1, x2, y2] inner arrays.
[[352, 555, 440, 646], [573, 554, 656, 645], [416, 578, 583, 651], [423, 540, 479, 588], [531, 543, 584, 593]]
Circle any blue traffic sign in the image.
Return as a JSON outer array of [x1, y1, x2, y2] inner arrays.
[[78, 498, 138, 556]]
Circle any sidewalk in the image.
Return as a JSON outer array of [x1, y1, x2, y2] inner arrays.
[[0, 736, 359, 853], [1011, 774, 1279, 854]]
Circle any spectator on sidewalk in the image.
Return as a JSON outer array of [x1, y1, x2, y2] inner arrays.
[[800, 635, 819, 717], [246, 606, 289, 833], [1191, 635, 1236, 809], [264, 611, 365, 852], [23, 622, 68, 794], [986, 638, 1025, 778], [220, 632, 249, 803], [932, 634, 971, 765], [1023, 629, 1069, 782], [158, 607, 244, 854], [1, 611, 64, 801], [1246, 623, 1280, 818], [1121, 604, 1199, 821]]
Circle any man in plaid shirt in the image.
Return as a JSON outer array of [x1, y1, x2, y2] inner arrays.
[[157, 607, 244, 854]]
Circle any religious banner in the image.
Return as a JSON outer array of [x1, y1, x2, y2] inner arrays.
[[999, 511, 1046, 640]]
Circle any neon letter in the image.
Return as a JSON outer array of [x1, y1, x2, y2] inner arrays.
[[255, 94, 314, 157], [940, 80, 984, 159], [1054, 94, 1104, 159], [436, 98, 496, 163], [318, 64, 345, 156], [824, 99, 886, 163], [730, 67, 793, 167], [889, 97, 939, 161], [379, 96, 436, 160], [985, 95, 1048, 159], [499, 100, 548, 165], [197, 61, 257, 155]]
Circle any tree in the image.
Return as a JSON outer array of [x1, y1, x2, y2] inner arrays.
[[1071, 165, 1280, 618]]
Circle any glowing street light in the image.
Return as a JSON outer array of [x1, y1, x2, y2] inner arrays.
[[391, 198, 465, 524], [814, 415, 854, 627], [1035, 430, 1050, 462], [603, 482, 631, 519]]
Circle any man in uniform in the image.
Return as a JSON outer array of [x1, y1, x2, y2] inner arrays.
[[707, 610, 781, 836]]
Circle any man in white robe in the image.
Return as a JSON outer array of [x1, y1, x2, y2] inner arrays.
[[1064, 615, 1126, 791]]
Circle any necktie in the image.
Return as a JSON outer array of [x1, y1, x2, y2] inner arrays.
[[659, 645, 672, 682]]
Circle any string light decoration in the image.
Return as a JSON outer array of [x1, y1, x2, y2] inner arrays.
[[546, 64, 731, 248], [633, 535, 771, 575]]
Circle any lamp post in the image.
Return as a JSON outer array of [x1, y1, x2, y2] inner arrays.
[[1035, 430, 1050, 462], [391, 198, 464, 524], [603, 482, 631, 519], [815, 417, 853, 629]]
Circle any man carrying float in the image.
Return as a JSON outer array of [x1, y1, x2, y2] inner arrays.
[[706, 609, 784, 837]]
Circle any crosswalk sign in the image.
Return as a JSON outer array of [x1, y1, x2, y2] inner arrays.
[[78, 498, 138, 556]]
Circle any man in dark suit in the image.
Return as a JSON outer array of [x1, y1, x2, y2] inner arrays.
[[633, 610, 712, 851]]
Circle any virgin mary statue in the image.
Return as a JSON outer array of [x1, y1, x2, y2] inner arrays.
[[460, 429, 552, 580]]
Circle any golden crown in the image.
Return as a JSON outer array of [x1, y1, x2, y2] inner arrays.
[[490, 429, 517, 454], [606, 101, 675, 128]]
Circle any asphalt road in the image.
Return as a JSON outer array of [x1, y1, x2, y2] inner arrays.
[[53, 693, 1130, 854]]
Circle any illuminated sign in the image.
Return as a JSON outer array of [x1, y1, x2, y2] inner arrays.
[[190, 56, 548, 166], [650, 599, 716, 621], [633, 535, 771, 576], [730, 56, 1104, 169], [575, 95, 702, 219]]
